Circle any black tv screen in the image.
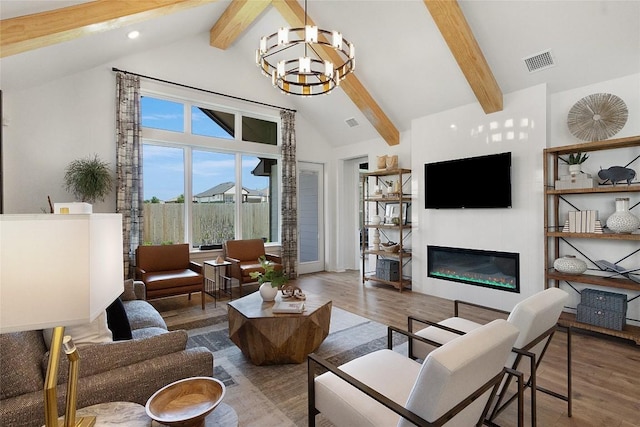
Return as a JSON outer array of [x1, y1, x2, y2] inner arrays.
[[425, 152, 512, 209]]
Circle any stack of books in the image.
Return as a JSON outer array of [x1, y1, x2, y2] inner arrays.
[[562, 210, 603, 233], [272, 300, 305, 314]]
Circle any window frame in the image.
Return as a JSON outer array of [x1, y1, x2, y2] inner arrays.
[[140, 84, 282, 248]]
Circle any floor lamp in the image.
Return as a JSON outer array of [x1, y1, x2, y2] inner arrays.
[[0, 213, 124, 427]]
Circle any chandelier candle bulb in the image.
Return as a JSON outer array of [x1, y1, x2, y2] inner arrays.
[[324, 61, 333, 78], [332, 31, 343, 49], [305, 25, 318, 43], [278, 27, 288, 45], [300, 57, 311, 73]]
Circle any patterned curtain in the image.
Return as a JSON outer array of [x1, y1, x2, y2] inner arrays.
[[280, 110, 298, 278], [115, 72, 143, 279]]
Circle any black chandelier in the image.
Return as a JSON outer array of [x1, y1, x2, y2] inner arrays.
[[256, 1, 355, 97]]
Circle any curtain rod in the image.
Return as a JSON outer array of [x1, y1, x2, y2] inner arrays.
[[112, 67, 296, 113]]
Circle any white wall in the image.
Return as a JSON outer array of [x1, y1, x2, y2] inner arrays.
[[410, 84, 548, 311], [407, 74, 639, 319], [2, 34, 334, 215], [3, 67, 116, 213]]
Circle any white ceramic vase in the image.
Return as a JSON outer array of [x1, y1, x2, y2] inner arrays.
[[259, 282, 278, 302], [568, 164, 582, 176], [606, 198, 640, 234], [553, 255, 587, 274]]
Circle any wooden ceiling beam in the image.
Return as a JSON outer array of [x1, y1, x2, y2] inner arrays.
[[0, 0, 216, 58], [271, 0, 400, 146], [210, 0, 271, 49], [423, 0, 503, 114]]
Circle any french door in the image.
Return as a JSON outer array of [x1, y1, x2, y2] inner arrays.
[[297, 162, 324, 274]]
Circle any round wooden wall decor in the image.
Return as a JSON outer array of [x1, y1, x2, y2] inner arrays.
[[567, 93, 628, 141]]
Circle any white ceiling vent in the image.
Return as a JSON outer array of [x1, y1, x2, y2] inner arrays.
[[345, 117, 359, 128], [523, 50, 555, 73]]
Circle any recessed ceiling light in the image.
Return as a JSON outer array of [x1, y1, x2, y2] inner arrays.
[[127, 31, 140, 40]]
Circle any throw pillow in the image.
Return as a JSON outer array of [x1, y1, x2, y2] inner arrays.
[[121, 278, 137, 300], [42, 311, 112, 349], [106, 297, 133, 341]]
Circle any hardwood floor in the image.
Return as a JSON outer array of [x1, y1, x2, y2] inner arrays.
[[150, 270, 640, 427]]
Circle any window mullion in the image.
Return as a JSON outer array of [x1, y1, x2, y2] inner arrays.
[[235, 152, 243, 239], [184, 147, 193, 246]]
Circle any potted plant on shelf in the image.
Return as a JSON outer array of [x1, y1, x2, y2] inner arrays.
[[250, 256, 288, 302], [63, 154, 114, 206], [559, 152, 589, 175]]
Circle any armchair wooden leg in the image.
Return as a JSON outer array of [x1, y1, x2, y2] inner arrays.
[[201, 290, 205, 309]]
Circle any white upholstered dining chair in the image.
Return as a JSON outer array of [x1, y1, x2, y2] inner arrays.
[[308, 319, 521, 427], [409, 287, 570, 426]]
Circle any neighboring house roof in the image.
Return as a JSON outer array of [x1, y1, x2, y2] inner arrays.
[[195, 182, 236, 198]]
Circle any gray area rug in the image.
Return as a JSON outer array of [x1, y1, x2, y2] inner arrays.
[[182, 306, 407, 427]]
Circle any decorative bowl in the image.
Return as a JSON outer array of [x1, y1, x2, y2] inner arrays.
[[381, 243, 400, 253], [146, 377, 225, 427]]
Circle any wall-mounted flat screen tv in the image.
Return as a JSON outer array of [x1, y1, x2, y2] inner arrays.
[[425, 152, 512, 209]]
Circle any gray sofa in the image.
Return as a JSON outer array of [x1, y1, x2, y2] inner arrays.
[[0, 281, 213, 427]]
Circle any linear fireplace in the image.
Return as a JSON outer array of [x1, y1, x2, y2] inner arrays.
[[427, 246, 520, 293]]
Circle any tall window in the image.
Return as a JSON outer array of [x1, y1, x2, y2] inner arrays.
[[141, 94, 280, 248]]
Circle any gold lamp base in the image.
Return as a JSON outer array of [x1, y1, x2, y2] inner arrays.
[[57, 416, 96, 427], [44, 328, 97, 427]]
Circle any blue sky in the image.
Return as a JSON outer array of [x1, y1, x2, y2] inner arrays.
[[141, 97, 267, 201]]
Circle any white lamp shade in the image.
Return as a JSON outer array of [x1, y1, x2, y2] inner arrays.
[[0, 214, 124, 333]]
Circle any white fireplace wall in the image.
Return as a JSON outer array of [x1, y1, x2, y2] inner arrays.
[[410, 84, 547, 310]]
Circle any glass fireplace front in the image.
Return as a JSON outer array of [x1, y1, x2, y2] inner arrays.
[[427, 245, 520, 293]]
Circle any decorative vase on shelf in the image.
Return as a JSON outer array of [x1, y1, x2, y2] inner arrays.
[[371, 215, 382, 225], [568, 164, 582, 176], [553, 255, 587, 274], [606, 198, 640, 234], [259, 283, 278, 302]]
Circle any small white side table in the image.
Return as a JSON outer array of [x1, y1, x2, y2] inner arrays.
[[46, 401, 150, 426], [204, 260, 232, 306]]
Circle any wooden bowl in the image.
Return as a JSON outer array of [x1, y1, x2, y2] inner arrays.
[[381, 244, 400, 253], [146, 377, 225, 427]]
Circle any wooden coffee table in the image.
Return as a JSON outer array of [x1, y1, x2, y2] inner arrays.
[[227, 291, 332, 365]]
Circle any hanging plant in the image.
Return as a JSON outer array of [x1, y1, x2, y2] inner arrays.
[[63, 154, 114, 203]]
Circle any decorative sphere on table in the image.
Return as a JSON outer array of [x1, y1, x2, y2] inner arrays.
[[553, 255, 587, 274]]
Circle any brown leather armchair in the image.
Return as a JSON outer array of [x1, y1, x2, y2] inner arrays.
[[223, 239, 282, 297], [135, 243, 205, 309]]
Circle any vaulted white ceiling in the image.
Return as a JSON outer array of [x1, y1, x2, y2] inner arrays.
[[1, 0, 639, 147]]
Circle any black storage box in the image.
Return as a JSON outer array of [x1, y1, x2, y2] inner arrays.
[[376, 259, 400, 281], [580, 288, 627, 313], [576, 288, 627, 330], [576, 304, 626, 330]]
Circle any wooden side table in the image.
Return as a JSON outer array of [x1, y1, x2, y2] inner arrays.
[[228, 291, 332, 365]]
